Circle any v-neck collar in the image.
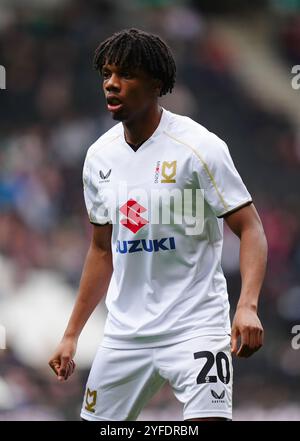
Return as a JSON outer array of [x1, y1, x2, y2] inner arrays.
[[121, 107, 169, 154]]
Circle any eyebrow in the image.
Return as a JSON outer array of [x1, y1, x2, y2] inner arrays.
[[102, 65, 138, 75]]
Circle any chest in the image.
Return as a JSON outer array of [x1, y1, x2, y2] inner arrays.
[[94, 140, 197, 194]]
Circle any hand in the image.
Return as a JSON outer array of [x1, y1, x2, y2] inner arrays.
[[231, 306, 264, 358], [48, 337, 77, 381]]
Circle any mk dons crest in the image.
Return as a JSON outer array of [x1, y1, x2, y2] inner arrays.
[[84, 388, 97, 413], [161, 160, 177, 183]]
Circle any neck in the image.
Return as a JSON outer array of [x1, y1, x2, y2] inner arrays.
[[123, 104, 162, 146]]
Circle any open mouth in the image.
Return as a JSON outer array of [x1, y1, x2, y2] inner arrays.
[[107, 95, 123, 112]]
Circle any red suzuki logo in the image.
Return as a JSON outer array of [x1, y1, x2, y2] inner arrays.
[[119, 199, 149, 233]]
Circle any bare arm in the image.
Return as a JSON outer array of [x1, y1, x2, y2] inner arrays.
[[49, 223, 113, 380], [224, 203, 268, 358], [62, 223, 113, 339]]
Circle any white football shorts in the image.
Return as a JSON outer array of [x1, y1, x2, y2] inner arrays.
[[80, 334, 232, 421]]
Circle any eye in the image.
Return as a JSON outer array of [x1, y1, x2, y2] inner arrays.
[[102, 71, 111, 80], [121, 71, 133, 79]]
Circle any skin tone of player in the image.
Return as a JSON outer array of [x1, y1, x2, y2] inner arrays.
[[49, 63, 267, 421]]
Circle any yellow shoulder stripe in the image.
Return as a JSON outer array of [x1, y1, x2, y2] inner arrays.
[[88, 134, 121, 162], [164, 131, 228, 211]]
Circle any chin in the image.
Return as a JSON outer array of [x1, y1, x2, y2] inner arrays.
[[111, 113, 124, 121], [109, 109, 126, 121]]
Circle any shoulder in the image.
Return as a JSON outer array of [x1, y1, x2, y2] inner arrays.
[[85, 122, 122, 162], [163, 110, 228, 162]]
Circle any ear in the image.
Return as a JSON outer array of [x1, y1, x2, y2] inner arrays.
[[151, 79, 163, 97]]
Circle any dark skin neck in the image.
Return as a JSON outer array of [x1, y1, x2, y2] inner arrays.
[[123, 103, 162, 148]]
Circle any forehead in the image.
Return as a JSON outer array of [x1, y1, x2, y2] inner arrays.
[[102, 63, 128, 70], [102, 62, 150, 77]]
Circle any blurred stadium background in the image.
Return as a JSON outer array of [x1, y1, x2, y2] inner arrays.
[[0, 0, 300, 421]]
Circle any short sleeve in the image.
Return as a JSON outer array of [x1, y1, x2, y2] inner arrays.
[[194, 133, 252, 217], [82, 153, 110, 225]]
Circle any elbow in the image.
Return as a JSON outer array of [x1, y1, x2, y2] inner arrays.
[[251, 221, 268, 264], [241, 220, 268, 256], [261, 227, 268, 264]]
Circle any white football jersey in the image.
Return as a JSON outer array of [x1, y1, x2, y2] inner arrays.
[[83, 109, 252, 348]]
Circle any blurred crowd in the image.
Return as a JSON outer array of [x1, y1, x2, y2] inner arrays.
[[0, 0, 300, 420]]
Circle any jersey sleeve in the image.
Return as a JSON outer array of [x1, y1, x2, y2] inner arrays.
[[82, 152, 110, 225], [194, 132, 252, 217]]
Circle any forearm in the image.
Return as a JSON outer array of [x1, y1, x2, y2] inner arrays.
[[63, 243, 113, 340], [237, 224, 268, 311]]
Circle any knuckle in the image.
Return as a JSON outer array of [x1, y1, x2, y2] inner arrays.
[[247, 326, 256, 333]]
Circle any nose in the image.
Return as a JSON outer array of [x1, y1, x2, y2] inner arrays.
[[105, 73, 121, 92]]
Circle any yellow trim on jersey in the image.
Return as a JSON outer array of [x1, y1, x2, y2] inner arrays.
[[88, 134, 121, 162], [163, 131, 229, 212]]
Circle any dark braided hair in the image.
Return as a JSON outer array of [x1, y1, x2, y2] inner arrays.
[[93, 28, 176, 96]]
